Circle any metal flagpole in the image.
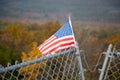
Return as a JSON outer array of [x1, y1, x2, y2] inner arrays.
[[68, 16, 85, 80]]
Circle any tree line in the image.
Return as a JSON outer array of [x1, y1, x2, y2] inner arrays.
[[0, 21, 120, 65], [0, 21, 119, 79]]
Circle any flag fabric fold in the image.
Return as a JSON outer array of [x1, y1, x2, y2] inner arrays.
[[38, 21, 75, 56]]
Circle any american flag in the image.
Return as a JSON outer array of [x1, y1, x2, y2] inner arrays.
[[38, 21, 75, 56]]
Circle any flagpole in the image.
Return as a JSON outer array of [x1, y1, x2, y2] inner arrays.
[[68, 16, 74, 36], [68, 16, 85, 80], [68, 16, 77, 47]]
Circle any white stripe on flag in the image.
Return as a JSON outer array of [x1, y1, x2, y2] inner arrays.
[[38, 36, 56, 50], [44, 44, 75, 55], [42, 39, 75, 54], [40, 35, 74, 52]]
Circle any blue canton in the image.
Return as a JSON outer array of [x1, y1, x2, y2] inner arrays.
[[54, 22, 72, 38]]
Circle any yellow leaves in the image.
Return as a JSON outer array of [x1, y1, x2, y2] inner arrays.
[[1, 23, 34, 51], [4, 23, 23, 39], [108, 33, 120, 45], [21, 52, 29, 61], [0, 21, 61, 69], [28, 42, 41, 58], [54, 76, 59, 80], [107, 33, 120, 48], [20, 42, 44, 79], [20, 42, 42, 62]]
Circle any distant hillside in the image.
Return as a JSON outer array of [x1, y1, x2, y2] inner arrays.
[[0, 0, 120, 23]]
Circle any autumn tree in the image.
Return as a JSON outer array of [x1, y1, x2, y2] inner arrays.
[[19, 21, 61, 80], [0, 23, 34, 65], [19, 42, 44, 80], [107, 33, 120, 48]]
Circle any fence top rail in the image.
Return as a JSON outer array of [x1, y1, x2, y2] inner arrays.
[[0, 48, 75, 73]]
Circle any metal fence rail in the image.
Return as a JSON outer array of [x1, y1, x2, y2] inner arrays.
[[0, 49, 82, 80]]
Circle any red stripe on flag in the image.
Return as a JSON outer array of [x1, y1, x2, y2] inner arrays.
[[42, 40, 75, 55], [42, 40, 75, 53], [41, 36, 74, 52], [44, 44, 75, 56], [48, 41, 75, 52], [38, 36, 56, 50]]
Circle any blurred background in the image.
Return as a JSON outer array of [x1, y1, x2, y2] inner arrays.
[[0, 0, 120, 23], [0, 0, 120, 79]]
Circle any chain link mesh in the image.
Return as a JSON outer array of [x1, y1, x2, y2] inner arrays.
[[0, 49, 82, 80], [1, 45, 119, 80], [105, 51, 120, 80]]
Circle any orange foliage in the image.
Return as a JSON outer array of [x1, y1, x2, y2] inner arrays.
[[19, 42, 44, 80], [107, 33, 120, 48], [1, 23, 33, 51]]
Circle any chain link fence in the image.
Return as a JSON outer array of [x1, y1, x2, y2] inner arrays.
[[0, 49, 82, 80], [0, 44, 120, 80], [105, 51, 120, 80]]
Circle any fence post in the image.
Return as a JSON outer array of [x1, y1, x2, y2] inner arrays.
[[76, 42, 85, 80], [103, 48, 115, 80], [99, 44, 112, 80]]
